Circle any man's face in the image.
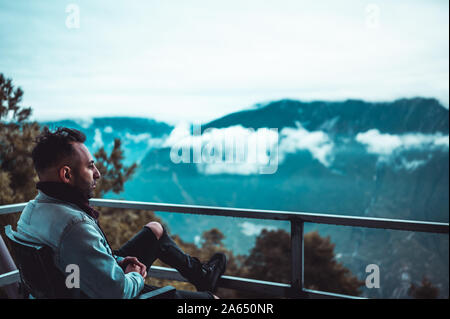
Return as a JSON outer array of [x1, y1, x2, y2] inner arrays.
[[70, 142, 101, 198]]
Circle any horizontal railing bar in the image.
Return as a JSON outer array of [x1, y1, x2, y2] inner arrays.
[[2, 200, 444, 299], [90, 199, 449, 234], [0, 270, 20, 287], [150, 266, 297, 298], [1, 266, 292, 297], [1, 266, 360, 299], [303, 288, 365, 299], [1, 199, 448, 234], [150, 265, 292, 296], [0, 203, 26, 216]]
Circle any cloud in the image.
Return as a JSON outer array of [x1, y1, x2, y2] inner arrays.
[[356, 129, 449, 170], [163, 122, 191, 148], [164, 122, 335, 175], [125, 132, 152, 143], [239, 221, 277, 237], [103, 126, 113, 133], [165, 124, 279, 175], [92, 128, 103, 149], [356, 129, 449, 155], [398, 158, 428, 171], [278, 122, 335, 167], [3, 1, 448, 124], [124, 132, 166, 149], [194, 235, 201, 246], [73, 118, 93, 129]]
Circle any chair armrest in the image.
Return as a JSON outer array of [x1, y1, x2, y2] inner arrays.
[[137, 286, 176, 299]]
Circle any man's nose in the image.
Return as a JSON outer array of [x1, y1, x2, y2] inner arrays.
[[94, 166, 101, 179]]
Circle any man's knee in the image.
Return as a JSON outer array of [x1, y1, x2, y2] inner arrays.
[[145, 221, 164, 240]]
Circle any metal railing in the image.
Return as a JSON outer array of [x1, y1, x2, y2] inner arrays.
[[1, 199, 449, 299]]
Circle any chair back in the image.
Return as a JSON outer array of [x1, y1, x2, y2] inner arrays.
[[4, 225, 83, 298]]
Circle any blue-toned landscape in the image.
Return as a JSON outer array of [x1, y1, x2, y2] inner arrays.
[[44, 97, 449, 298], [2, 0, 448, 300]]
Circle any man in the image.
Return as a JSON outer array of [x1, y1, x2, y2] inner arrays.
[[14, 127, 227, 299]]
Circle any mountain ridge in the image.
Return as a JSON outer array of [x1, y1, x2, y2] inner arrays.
[[202, 97, 449, 135]]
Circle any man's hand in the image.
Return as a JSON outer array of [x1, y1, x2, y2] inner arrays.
[[120, 256, 147, 279]]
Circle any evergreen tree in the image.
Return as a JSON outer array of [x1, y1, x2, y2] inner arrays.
[[93, 139, 137, 198], [241, 229, 364, 297], [304, 231, 363, 295], [408, 276, 439, 299], [0, 74, 41, 242], [0, 73, 40, 206]]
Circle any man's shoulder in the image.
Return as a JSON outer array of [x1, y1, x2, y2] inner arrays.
[[16, 192, 96, 247], [26, 192, 88, 220]]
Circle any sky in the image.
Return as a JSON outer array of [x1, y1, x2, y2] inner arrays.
[[0, 0, 448, 125]]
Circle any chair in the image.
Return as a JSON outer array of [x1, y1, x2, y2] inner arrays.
[[4, 225, 175, 299]]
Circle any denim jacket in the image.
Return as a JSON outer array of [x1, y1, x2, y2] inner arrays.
[[14, 191, 144, 298]]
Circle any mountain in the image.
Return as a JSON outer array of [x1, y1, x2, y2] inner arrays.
[[203, 98, 449, 135], [124, 97, 448, 220], [43, 98, 449, 298], [120, 98, 448, 298]]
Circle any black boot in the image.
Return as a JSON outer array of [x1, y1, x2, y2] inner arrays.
[[157, 228, 227, 292]]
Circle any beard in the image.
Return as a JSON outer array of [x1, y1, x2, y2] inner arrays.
[[73, 175, 96, 199]]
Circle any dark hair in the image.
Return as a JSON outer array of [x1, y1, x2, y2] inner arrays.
[[32, 127, 86, 173]]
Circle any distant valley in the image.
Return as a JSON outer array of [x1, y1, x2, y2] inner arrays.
[[43, 97, 449, 298]]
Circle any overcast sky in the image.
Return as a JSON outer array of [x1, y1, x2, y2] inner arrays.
[[0, 0, 448, 125]]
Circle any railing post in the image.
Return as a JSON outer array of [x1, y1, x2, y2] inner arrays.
[[290, 219, 306, 298]]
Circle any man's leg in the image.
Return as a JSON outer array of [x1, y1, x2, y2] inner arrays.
[[156, 225, 227, 293], [115, 222, 226, 294], [114, 222, 162, 269]]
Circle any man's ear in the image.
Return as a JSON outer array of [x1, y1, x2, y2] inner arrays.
[[58, 166, 72, 184]]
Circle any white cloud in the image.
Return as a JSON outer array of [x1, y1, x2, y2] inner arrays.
[[356, 129, 449, 170], [194, 235, 201, 246], [92, 128, 103, 149], [239, 221, 277, 237], [278, 123, 335, 167], [398, 158, 428, 171], [356, 129, 449, 155], [163, 122, 335, 175], [125, 132, 152, 143], [124, 132, 166, 148], [74, 118, 93, 129], [165, 124, 279, 175], [356, 129, 402, 155], [163, 122, 191, 148], [103, 126, 113, 133]]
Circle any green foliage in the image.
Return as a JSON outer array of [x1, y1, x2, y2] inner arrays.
[[240, 229, 364, 297], [93, 139, 137, 197], [242, 229, 291, 285], [304, 231, 364, 295], [0, 74, 41, 255], [0, 74, 40, 206], [201, 228, 225, 248]]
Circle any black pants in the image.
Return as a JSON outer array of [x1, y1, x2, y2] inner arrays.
[[114, 227, 214, 299]]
